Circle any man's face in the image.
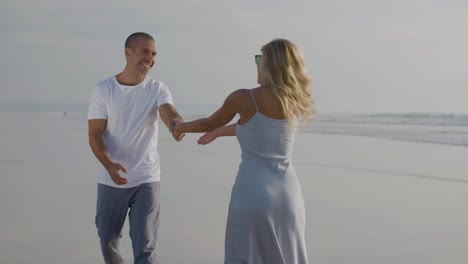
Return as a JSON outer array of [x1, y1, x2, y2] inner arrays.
[[126, 38, 156, 75]]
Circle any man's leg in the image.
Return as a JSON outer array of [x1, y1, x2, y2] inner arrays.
[[96, 184, 130, 264], [128, 182, 160, 264]]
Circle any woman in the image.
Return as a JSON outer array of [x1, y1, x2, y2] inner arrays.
[[173, 38, 314, 264]]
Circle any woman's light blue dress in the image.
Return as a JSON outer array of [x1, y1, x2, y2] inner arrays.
[[224, 90, 309, 264]]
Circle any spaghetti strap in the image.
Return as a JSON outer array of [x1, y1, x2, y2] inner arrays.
[[250, 89, 259, 113]]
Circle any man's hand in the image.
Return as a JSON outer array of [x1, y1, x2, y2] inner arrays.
[[159, 104, 185, 142], [171, 120, 185, 142], [106, 162, 128, 185]]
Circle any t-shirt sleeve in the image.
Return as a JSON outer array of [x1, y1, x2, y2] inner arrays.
[[88, 86, 108, 120], [156, 82, 174, 108]]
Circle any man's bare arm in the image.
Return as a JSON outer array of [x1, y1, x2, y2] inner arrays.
[[88, 119, 128, 185], [159, 104, 184, 141]]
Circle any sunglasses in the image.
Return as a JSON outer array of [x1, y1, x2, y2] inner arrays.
[[255, 55, 262, 65]]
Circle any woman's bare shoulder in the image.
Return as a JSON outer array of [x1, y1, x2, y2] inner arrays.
[[223, 88, 256, 113], [228, 87, 259, 99]]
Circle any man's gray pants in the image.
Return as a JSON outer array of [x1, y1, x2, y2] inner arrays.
[[96, 182, 160, 264]]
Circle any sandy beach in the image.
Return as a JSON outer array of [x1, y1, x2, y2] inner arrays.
[[1, 112, 467, 264]]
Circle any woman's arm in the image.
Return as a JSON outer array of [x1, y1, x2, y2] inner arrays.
[[173, 90, 243, 137], [197, 123, 237, 145]]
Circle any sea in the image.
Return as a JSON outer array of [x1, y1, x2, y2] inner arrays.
[[1, 102, 467, 147]]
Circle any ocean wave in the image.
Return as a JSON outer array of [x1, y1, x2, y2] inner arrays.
[[316, 113, 468, 127], [306, 114, 468, 147]]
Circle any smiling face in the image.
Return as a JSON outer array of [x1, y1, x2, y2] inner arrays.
[[125, 37, 157, 75]]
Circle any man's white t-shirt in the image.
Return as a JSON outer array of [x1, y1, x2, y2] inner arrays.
[[88, 75, 173, 188]]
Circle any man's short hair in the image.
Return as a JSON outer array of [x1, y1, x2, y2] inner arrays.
[[125, 32, 154, 49]]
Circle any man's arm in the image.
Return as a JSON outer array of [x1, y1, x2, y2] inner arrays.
[[197, 123, 237, 145], [88, 119, 128, 185], [159, 103, 185, 141]]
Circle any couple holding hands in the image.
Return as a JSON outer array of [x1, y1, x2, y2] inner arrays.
[[88, 32, 314, 264]]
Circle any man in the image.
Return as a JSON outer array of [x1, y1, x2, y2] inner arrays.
[[88, 32, 184, 264]]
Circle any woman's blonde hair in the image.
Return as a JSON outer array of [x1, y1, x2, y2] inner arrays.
[[260, 38, 315, 125]]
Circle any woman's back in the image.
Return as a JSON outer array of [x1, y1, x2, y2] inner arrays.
[[238, 87, 286, 124], [236, 88, 295, 162]]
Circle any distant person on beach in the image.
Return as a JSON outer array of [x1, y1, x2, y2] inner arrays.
[[172, 38, 314, 264], [88, 32, 184, 264]]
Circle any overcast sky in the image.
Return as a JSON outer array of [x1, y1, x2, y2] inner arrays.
[[2, 0, 468, 113]]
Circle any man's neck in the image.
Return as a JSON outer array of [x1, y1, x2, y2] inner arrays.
[[116, 69, 146, 86]]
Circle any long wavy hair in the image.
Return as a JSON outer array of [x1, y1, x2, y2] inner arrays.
[[259, 38, 315, 125]]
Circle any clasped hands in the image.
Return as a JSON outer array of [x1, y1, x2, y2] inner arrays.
[[170, 120, 185, 142]]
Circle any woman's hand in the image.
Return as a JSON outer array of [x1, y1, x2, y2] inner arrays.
[[197, 123, 237, 145], [197, 131, 218, 145]]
